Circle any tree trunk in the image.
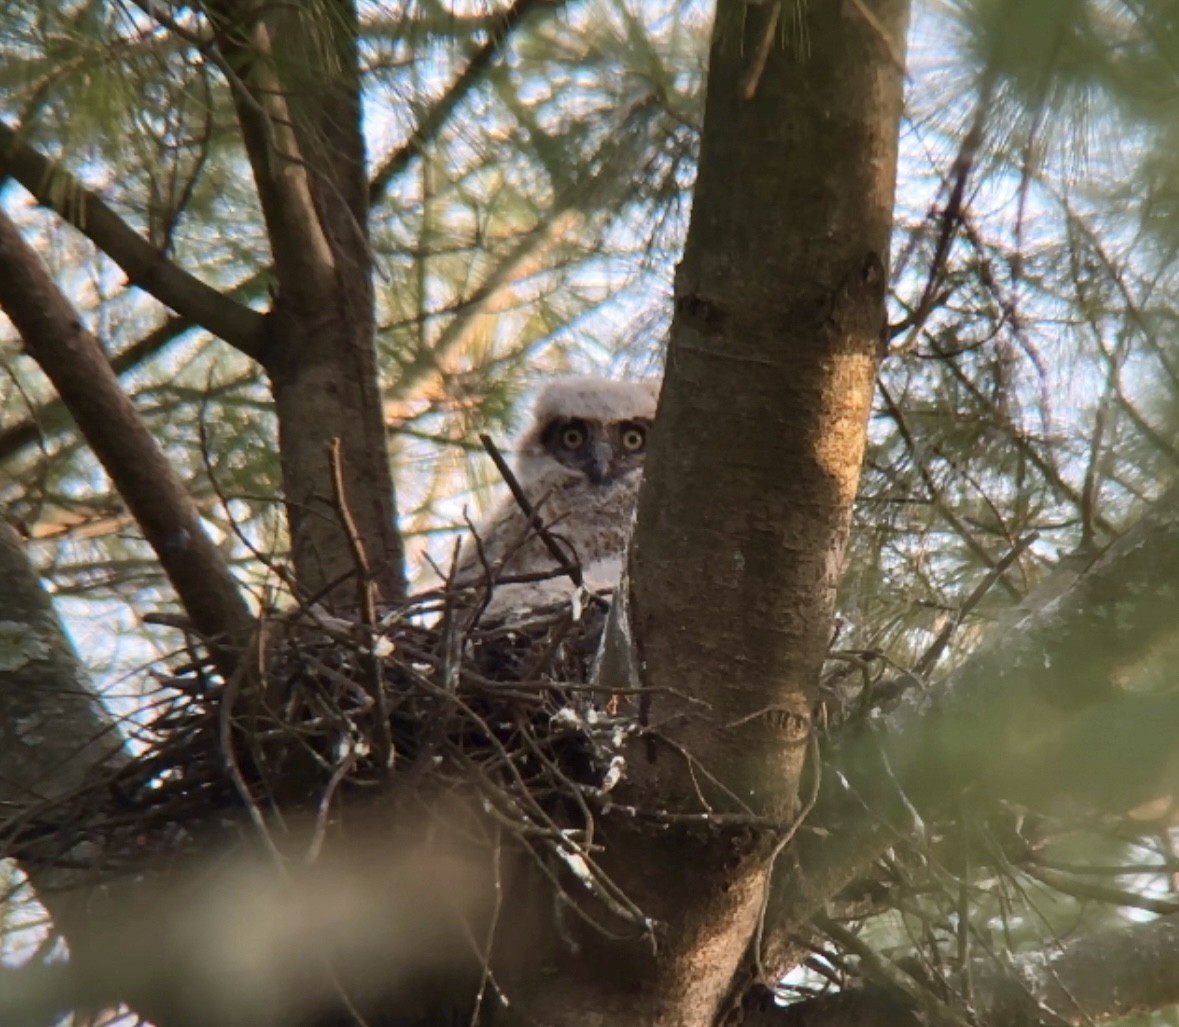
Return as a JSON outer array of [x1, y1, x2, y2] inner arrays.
[[213, 0, 406, 606], [634, 0, 908, 817], [514, 3, 910, 1024], [0, 521, 128, 988], [0, 522, 124, 813]]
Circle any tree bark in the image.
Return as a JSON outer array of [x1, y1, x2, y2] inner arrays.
[[0, 521, 124, 812], [0, 520, 129, 997], [633, 0, 908, 817], [516, 3, 910, 1024]]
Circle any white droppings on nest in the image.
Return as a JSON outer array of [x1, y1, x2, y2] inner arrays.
[[551, 706, 583, 729], [371, 635, 394, 659], [557, 846, 596, 888], [333, 735, 371, 762], [600, 755, 625, 793]]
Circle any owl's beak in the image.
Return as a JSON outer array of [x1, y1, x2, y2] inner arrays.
[[587, 439, 614, 485]]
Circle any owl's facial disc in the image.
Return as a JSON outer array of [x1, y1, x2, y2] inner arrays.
[[541, 417, 648, 485]]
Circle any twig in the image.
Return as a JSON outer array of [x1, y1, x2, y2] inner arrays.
[[1027, 866, 1179, 916], [469, 821, 505, 1026], [815, 915, 976, 1027], [913, 531, 1039, 677], [478, 433, 583, 587], [739, 2, 780, 100], [847, 0, 907, 74], [327, 438, 394, 774], [889, 85, 991, 347], [304, 747, 359, 866], [878, 379, 1022, 601], [218, 650, 285, 866]]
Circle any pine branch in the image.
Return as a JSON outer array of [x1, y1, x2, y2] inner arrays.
[[0, 315, 192, 465], [0, 266, 270, 468], [742, 915, 1179, 1027], [0, 121, 265, 357], [388, 199, 585, 399], [0, 210, 254, 671], [368, 0, 567, 203], [755, 477, 1179, 983]]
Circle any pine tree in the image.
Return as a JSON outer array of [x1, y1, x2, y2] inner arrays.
[[3, 1, 1179, 1024]]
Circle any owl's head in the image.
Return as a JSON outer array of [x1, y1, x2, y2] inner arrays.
[[516, 377, 660, 487]]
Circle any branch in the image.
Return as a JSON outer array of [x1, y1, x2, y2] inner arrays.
[[743, 915, 1179, 1027], [0, 520, 129, 979], [203, 3, 338, 306], [877, 378, 1022, 600], [757, 477, 1179, 980], [0, 266, 270, 468], [0, 121, 264, 357], [0, 210, 254, 668], [0, 315, 192, 465], [0, 521, 125, 808], [478, 433, 583, 587], [368, 0, 567, 203]]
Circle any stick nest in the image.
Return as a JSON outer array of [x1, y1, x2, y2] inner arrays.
[[9, 578, 655, 931]]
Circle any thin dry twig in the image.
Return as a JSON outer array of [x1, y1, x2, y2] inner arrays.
[[327, 437, 393, 774], [913, 531, 1039, 677], [478, 433, 584, 587]]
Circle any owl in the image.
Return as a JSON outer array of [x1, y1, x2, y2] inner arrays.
[[457, 376, 659, 618]]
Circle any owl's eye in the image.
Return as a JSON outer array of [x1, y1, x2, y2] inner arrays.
[[619, 424, 647, 453], [559, 423, 587, 450]]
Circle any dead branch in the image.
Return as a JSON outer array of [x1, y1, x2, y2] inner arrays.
[[478, 433, 584, 587]]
